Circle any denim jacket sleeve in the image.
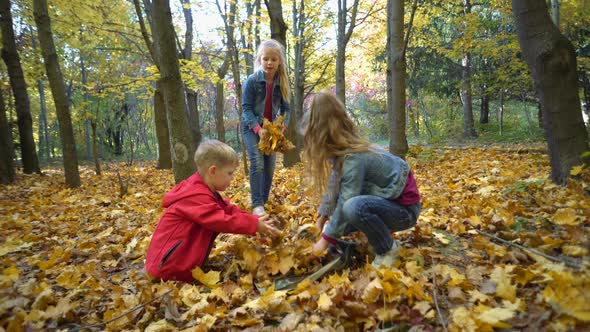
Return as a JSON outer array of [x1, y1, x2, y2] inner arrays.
[[323, 155, 365, 238], [242, 75, 259, 130]]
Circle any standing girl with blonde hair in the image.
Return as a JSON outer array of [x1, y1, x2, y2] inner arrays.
[[241, 39, 291, 216], [304, 91, 421, 269]]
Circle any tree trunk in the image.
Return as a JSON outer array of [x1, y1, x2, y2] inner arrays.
[[152, 0, 196, 183], [33, 0, 80, 188], [1, 0, 40, 174], [287, 0, 305, 167], [133, 0, 171, 169], [460, 0, 477, 139], [264, 0, 288, 47], [91, 120, 101, 175], [512, 0, 589, 184], [215, 81, 226, 142], [219, 0, 248, 175], [80, 55, 91, 160], [335, 0, 359, 106], [479, 85, 490, 124], [179, 0, 201, 149], [0, 88, 15, 184], [30, 26, 50, 163], [499, 89, 504, 136], [580, 71, 590, 129], [551, 0, 559, 30], [387, 0, 408, 158]]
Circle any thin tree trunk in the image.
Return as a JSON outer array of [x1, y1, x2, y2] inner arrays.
[[133, 0, 172, 169], [152, 0, 196, 183], [0, 88, 15, 184], [551, 0, 559, 30], [288, 0, 305, 166], [335, 0, 359, 106], [480, 85, 490, 124], [218, 0, 248, 175], [215, 80, 226, 142], [30, 26, 50, 163], [1, 0, 40, 174], [387, 0, 408, 158], [91, 120, 101, 175], [33, 0, 80, 188], [264, 0, 288, 47], [512, 0, 589, 184], [499, 89, 504, 136], [80, 54, 91, 160]]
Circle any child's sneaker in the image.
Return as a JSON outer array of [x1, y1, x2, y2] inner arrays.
[[252, 206, 266, 216], [372, 240, 400, 269]]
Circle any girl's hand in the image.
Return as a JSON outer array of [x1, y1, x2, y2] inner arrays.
[[312, 238, 330, 256], [258, 128, 267, 138], [315, 215, 327, 233]]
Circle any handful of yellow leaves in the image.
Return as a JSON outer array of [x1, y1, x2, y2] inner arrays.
[[258, 114, 295, 155]]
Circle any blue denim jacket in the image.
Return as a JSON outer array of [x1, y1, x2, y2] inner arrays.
[[241, 70, 291, 130], [320, 148, 419, 239]]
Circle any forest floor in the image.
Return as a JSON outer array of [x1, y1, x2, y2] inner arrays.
[[0, 144, 589, 331]]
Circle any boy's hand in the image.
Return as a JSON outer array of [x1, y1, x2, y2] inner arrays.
[[257, 215, 280, 239]]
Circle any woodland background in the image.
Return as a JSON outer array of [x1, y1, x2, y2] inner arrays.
[[0, 0, 589, 330]]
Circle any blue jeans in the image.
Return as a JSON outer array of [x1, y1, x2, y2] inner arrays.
[[242, 124, 276, 207], [341, 195, 419, 254]]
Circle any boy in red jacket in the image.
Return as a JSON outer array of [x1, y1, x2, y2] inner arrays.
[[145, 139, 280, 282]]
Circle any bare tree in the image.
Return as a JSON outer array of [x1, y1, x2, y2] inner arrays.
[[335, 0, 359, 106]]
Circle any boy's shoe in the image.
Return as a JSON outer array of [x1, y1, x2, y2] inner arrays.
[[371, 240, 400, 269], [252, 206, 266, 216]]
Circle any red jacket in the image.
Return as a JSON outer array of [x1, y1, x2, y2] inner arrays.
[[145, 172, 259, 282]]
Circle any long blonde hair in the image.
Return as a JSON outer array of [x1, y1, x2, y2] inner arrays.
[[255, 39, 290, 101], [303, 91, 373, 195]]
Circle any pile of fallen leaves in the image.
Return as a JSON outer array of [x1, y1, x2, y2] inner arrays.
[[0, 144, 589, 331], [258, 115, 295, 155]]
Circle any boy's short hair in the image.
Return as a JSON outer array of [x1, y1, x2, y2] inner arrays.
[[194, 139, 239, 173]]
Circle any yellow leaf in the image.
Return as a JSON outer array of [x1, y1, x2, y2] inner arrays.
[[542, 271, 590, 321], [278, 255, 294, 275], [145, 319, 175, 332], [475, 305, 515, 327], [552, 208, 579, 226], [317, 293, 332, 311], [562, 245, 588, 257], [490, 266, 516, 301], [449, 306, 478, 332], [362, 278, 383, 303], [191, 267, 220, 288], [570, 165, 584, 176]]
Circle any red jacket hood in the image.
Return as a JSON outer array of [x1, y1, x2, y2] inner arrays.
[[162, 172, 211, 208]]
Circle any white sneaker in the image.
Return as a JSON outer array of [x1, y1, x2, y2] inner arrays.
[[372, 241, 400, 269], [252, 206, 266, 216]]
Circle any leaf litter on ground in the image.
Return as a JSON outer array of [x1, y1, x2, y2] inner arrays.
[[0, 144, 589, 331]]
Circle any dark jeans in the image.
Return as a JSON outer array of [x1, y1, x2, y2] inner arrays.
[[242, 124, 276, 207], [341, 195, 419, 255]]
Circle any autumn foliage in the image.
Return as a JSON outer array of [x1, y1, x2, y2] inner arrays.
[[258, 115, 295, 155], [0, 145, 589, 330]]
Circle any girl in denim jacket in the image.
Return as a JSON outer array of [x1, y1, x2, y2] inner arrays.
[[303, 92, 421, 269], [241, 40, 291, 216]]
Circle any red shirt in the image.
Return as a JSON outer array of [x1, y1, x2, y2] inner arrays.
[[394, 171, 421, 205], [263, 82, 273, 122], [144, 172, 258, 282]]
